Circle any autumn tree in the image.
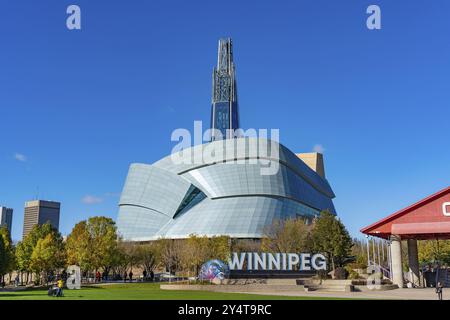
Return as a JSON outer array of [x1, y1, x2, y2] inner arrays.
[[66, 216, 119, 276], [418, 240, 450, 265], [178, 235, 231, 275], [181, 235, 210, 274], [110, 242, 129, 279], [30, 232, 66, 284], [261, 218, 313, 253], [156, 238, 183, 274], [0, 226, 15, 284], [135, 242, 160, 275], [15, 223, 58, 284], [209, 236, 231, 262], [66, 220, 92, 271]]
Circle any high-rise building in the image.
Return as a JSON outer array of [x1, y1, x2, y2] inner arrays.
[[0, 207, 13, 232], [210, 38, 240, 141], [22, 200, 60, 239]]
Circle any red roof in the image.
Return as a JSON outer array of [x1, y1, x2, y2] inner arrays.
[[361, 186, 450, 239]]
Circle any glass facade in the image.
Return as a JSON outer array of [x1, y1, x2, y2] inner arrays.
[[116, 39, 337, 241], [210, 38, 239, 140], [116, 137, 336, 241]]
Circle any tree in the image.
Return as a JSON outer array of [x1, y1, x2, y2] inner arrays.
[[311, 211, 353, 271], [135, 242, 160, 274], [0, 226, 15, 283], [66, 216, 119, 276], [418, 240, 450, 265], [0, 235, 5, 281], [156, 238, 183, 274], [176, 235, 231, 275], [30, 232, 65, 284], [181, 235, 210, 274], [231, 239, 261, 253], [209, 236, 231, 263], [66, 221, 92, 271], [111, 240, 140, 274], [350, 238, 369, 269], [15, 223, 58, 284], [261, 218, 313, 253], [110, 243, 129, 279], [15, 241, 32, 284]]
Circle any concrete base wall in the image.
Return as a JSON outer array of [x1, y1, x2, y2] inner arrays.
[[353, 284, 399, 292], [160, 284, 306, 293], [161, 279, 401, 294]]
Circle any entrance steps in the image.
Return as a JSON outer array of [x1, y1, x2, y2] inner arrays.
[[300, 279, 354, 292], [227, 279, 357, 292]]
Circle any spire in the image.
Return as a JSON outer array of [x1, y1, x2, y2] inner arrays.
[[217, 38, 233, 73], [211, 38, 240, 141]]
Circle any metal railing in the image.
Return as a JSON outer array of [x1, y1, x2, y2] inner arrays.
[[368, 259, 391, 280]]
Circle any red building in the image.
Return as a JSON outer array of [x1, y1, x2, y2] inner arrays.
[[361, 186, 450, 287]]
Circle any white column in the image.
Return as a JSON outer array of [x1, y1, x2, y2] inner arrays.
[[390, 235, 404, 288], [366, 237, 371, 266], [407, 239, 421, 287], [387, 242, 392, 280]]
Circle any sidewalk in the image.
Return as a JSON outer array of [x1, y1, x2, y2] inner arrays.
[[242, 288, 449, 300]]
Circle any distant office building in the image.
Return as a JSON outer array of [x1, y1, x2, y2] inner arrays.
[[0, 207, 13, 232], [23, 200, 60, 239]]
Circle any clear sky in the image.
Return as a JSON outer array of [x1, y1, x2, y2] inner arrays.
[[1, 0, 449, 241]]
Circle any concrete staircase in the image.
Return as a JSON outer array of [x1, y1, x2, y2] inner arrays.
[[298, 279, 354, 292], [228, 278, 357, 292]]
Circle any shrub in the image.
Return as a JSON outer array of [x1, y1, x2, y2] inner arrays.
[[316, 270, 329, 280], [334, 267, 349, 280]]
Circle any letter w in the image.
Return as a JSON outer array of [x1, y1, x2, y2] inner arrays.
[[228, 252, 246, 270]]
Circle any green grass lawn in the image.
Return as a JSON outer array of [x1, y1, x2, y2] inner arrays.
[[0, 283, 347, 300]]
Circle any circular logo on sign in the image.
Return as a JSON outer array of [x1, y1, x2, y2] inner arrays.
[[199, 259, 230, 281]]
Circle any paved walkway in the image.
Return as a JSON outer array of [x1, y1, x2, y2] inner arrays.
[[241, 288, 448, 300]]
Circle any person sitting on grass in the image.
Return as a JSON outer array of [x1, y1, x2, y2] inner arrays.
[[47, 285, 54, 297], [55, 278, 64, 297]]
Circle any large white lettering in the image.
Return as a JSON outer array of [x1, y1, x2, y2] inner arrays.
[[228, 252, 327, 271]]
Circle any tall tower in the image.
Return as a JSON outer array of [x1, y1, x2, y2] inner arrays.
[[210, 38, 240, 141]]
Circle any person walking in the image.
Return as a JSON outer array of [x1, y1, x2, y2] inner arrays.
[[436, 282, 444, 300], [123, 272, 127, 283], [142, 270, 147, 281], [150, 270, 154, 282], [129, 271, 133, 282]]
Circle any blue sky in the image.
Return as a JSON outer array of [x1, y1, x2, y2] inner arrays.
[[0, 0, 449, 241]]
